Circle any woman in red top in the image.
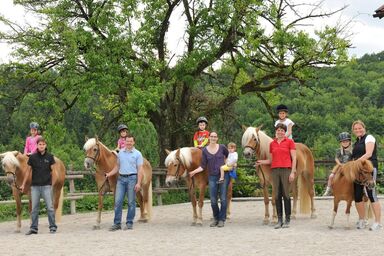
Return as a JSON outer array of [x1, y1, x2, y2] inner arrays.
[[256, 123, 296, 229]]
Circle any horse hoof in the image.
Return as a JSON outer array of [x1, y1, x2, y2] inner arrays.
[[263, 219, 270, 225], [344, 226, 351, 230], [196, 223, 203, 227], [14, 230, 21, 233], [191, 222, 197, 226], [311, 214, 317, 219], [93, 225, 101, 230], [138, 219, 148, 223], [328, 225, 333, 229], [291, 215, 296, 220]]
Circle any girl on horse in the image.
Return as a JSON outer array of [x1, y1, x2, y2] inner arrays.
[[323, 132, 353, 196], [24, 122, 41, 156], [116, 124, 129, 151], [193, 116, 209, 149], [275, 104, 294, 139]]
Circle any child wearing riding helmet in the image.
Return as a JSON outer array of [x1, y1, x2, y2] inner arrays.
[[24, 122, 41, 156], [116, 124, 129, 151], [193, 116, 209, 149], [274, 104, 294, 139], [323, 132, 352, 196]]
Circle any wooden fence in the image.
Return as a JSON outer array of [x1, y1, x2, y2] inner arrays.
[[0, 159, 382, 214]]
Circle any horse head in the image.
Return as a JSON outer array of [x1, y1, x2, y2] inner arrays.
[[83, 138, 100, 170], [355, 159, 375, 189], [164, 148, 187, 187], [0, 151, 20, 187], [242, 126, 262, 159]]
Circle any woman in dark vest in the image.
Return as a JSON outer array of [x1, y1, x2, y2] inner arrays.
[[352, 120, 382, 231]]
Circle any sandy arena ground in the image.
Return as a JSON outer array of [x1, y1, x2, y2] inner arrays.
[[1, 198, 383, 256]]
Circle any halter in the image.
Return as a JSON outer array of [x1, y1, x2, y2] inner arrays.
[[86, 141, 101, 163], [5, 171, 22, 192], [354, 170, 375, 189]]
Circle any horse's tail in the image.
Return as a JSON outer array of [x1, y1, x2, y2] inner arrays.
[[147, 180, 153, 219], [56, 186, 64, 223], [298, 148, 315, 215]]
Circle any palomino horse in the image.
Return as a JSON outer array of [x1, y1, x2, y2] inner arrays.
[[242, 126, 316, 224], [0, 151, 65, 232], [328, 159, 374, 229], [83, 138, 152, 229], [164, 147, 233, 226]]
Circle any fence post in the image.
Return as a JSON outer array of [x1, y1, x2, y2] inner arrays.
[[155, 174, 162, 206], [68, 164, 76, 214]]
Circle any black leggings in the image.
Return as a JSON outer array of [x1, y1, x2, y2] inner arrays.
[[354, 168, 378, 203]]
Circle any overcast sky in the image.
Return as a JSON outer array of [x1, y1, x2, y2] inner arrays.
[[1, 0, 384, 63]]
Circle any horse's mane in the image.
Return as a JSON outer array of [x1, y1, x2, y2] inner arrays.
[[242, 126, 272, 158], [164, 147, 193, 168], [1, 151, 20, 168], [333, 159, 373, 183], [83, 138, 111, 152]]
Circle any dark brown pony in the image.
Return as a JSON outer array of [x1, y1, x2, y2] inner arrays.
[[83, 138, 152, 229], [242, 126, 316, 224], [328, 159, 374, 229], [164, 147, 233, 226], [0, 151, 65, 232]]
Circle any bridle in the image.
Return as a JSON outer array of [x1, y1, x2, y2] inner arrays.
[[355, 170, 375, 189], [5, 171, 22, 192], [244, 131, 266, 188], [85, 142, 101, 163]]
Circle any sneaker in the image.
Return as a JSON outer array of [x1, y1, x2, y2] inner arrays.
[[217, 220, 225, 228], [356, 219, 366, 229], [109, 224, 121, 231], [50, 229, 57, 234], [25, 230, 38, 235], [322, 186, 333, 196], [216, 179, 224, 184], [210, 220, 218, 227], [123, 223, 133, 230], [369, 223, 382, 231]]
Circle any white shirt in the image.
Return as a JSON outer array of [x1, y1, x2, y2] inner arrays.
[[227, 152, 238, 166], [275, 118, 294, 139]]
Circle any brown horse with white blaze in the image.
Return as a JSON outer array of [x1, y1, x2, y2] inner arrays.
[[242, 126, 316, 224], [164, 147, 233, 226], [0, 151, 65, 232], [328, 159, 374, 229], [83, 138, 152, 229]]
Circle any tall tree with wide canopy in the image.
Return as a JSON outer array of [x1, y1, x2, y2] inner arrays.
[[0, 0, 350, 162]]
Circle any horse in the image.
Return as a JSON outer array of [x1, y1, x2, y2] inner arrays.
[[242, 126, 316, 224], [83, 138, 153, 229], [164, 147, 233, 226], [0, 151, 65, 233], [328, 159, 375, 229]]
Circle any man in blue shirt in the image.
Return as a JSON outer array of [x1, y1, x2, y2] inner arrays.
[[106, 135, 144, 230]]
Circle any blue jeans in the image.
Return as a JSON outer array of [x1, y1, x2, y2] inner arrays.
[[30, 185, 57, 232], [209, 173, 229, 222], [113, 175, 137, 226]]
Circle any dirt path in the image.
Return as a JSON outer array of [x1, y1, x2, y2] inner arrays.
[[0, 199, 383, 256]]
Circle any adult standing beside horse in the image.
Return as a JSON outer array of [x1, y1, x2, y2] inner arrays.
[[256, 123, 296, 229], [190, 131, 229, 227], [20, 137, 58, 235], [106, 134, 144, 231], [352, 120, 382, 231]]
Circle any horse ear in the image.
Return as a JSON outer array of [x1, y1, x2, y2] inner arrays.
[[12, 151, 18, 156], [242, 125, 248, 131], [175, 148, 181, 158], [0, 152, 6, 159], [85, 136, 89, 142], [256, 124, 263, 132], [165, 149, 171, 155], [95, 135, 99, 142]]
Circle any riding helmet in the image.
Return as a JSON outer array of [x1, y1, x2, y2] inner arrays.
[[338, 132, 351, 142], [196, 116, 208, 125], [29, 122, 39, 130], [276, 104, 288, 113], [117, 124, 128, 132]]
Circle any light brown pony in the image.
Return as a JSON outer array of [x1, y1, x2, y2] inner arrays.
[[0, 151, 65, 232], [242, 126, 316, 224], [83, 138, 152, 229], [328, 159, 374, 229], [164, 147, 233, 226]]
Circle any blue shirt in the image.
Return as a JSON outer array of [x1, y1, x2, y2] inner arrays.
[[118, 147, 143, 175]]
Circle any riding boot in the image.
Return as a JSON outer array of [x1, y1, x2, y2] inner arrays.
[[282, 196, 291, 228], [274, 198, 283, 229]]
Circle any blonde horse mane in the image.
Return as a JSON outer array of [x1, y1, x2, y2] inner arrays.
[[241, 126, 272, 158], [1, 151, 20, 168], [83, 138, 112, 153], [333, 159, 373, 184], [164, 147, 193, 168]]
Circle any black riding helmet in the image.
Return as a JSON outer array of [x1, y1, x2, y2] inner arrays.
[[196, 116, 208, 125], [338, 132, 351, 142], [29, 122, 39, 130], [117, 124, 128, 132], [276, 104, 288, 113]]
